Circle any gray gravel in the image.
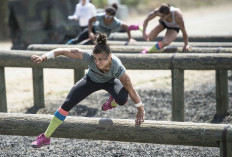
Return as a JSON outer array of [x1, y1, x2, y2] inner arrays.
[[1, 82, 232, 157]]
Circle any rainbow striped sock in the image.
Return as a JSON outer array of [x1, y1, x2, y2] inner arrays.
[[44, 107, 68, 138], [148, 42, 162, 53], [66, 39, 74, 45]]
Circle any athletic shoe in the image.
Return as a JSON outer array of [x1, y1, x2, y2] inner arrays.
[[102, 95, 117, 111], [141, 48, 148, 54], [65, 39, 73, 45], [31, 133, 50, 148]]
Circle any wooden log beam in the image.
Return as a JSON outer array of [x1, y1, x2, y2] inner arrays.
[[0, 113, 231, 148], [109, 33, 232, 42], [27, 44, 232, 53], [107, 41, 232, 47], [0, 50, 87, 69], [1, 50, 232, 70]]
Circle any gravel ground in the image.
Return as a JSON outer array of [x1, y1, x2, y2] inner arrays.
[[1, 82, 232, 157]]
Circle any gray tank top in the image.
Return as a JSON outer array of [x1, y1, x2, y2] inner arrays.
[[162, 6, 179, 28], [82, 52, 126, 83]]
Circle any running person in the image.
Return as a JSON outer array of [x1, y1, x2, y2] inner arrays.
[[66, 3, 134, 45], [31, 33, 145, 148], [129, 4, 190, 53], [68, 0, 97, 31]]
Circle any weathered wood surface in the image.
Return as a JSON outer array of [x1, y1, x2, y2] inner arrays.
[[0, 113, 231, 147], [0, 67, 7, 112], [1, 50, 232, 70], [216, 70, 228, 117], [27, 44, 232, 53], [109, 33, 232, 42], [32, 67, 44, 108], [172, 69, 184, 121], [107, 41, 232, 47]]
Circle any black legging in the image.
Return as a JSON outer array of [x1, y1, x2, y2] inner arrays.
[[61, 76, 128, 111], [70, 27, 96, 44]]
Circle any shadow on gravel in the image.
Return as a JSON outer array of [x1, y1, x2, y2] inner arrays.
[[99, 118, 113, 124], [72, 105, 98, 117], [211, 113, 228, 123], [26, 106, 41, 114]]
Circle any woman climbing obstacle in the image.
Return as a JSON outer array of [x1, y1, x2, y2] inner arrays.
[[66, 3, 134, 45], [128, 4, 190, 53], [31, 33, 145, 148]]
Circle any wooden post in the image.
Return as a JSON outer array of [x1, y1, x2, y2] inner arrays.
[[172, 69, 184, 121], [220, 142, 232, 157], [220, 125, 232, 157], [0, 67, 7, 112], [74, 68, 85, 84], [32, 67, 44, 108], [216, 70, 228, 117], [226, 142, 232, 157]]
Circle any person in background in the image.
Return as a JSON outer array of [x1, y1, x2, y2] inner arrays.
[[66, 3, 134, 45], [30, 33, 145, 148], [128, 4, 190, 53], [68, 0, 97, 31]]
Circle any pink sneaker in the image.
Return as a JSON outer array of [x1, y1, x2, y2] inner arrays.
[[102, 95, 117, 111], [141, 48, 148, 54], [31, 133, 50, 148]]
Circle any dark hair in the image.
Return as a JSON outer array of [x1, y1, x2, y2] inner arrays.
[[93, 33, 111, 56], [158, 4, 170, 15], [105, 3, 118, 16]]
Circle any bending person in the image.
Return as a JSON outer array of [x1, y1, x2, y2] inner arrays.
[[31, 33, 145, 148], [66, 3, 133, 45], [129, 4, 190, 53]]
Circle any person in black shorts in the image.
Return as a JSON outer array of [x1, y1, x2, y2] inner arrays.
[[143, 4, 189, 53], [129, 4, 190, 53]]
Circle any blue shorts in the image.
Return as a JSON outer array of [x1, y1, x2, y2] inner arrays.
[[159, 19, 180, 33]]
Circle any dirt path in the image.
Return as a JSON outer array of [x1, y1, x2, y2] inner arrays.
[[2, 4, 231, 112]]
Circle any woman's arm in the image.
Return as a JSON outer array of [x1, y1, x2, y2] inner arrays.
[[120, 23, 134, 42], [143, 9, 158, 40], [175, 11, 190, 52], [68, 4, 79, 20], [88, 16, 97, 41], [119, 72, 145, 125], [31, 48, 84, 64]]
